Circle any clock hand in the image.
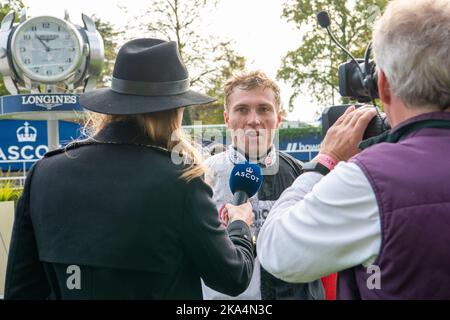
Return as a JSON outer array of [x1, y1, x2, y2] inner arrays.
[[34, 33, 51, 52]]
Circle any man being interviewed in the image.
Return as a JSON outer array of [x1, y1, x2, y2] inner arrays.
[[201, 71, 325, 300]]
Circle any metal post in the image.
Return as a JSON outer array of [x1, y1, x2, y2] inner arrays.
[[45, 84, 60, 151], [47, 119, 59, 151]]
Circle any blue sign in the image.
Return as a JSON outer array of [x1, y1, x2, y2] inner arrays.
[[0, 117, 322, 172], [0, 94, 84, 120], [0, 120, 82, 172], [0, 93, 85, 172], [279, 135, 321, 161]]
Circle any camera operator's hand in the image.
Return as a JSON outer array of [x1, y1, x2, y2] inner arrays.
[[320, 105, 378, 162], [225, 202, 254, 227]]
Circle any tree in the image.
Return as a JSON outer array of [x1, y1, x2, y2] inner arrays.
[[0, 0, 24, 96], [190, 42, 246, 125], [277, 0, 388, 112], [92, 16, 121, 87], [122, 0, 246, 124]]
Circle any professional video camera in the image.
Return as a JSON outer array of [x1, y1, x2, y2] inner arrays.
[[317, 11, 390, 139]]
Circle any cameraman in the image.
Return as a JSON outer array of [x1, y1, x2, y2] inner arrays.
[[257, 0, 450, 299]]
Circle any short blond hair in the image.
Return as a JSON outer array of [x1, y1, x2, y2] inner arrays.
[[224, 71, 281, 111], [373, 0, 450, 110]]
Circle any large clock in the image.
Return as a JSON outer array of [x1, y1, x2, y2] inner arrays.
[[10, 15, 84, 83]]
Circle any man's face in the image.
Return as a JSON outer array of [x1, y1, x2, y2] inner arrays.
[[224, 87, 281, 159]]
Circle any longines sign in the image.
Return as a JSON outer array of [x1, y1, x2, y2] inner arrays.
[[21, 94, 78, 110], [1, 94, 82, 114]]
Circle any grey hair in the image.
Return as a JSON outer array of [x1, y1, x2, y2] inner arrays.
[[373, 0, 450, 110]]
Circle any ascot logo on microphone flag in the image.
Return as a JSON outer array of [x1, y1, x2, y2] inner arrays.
[[219, 162, 263, 225], [229, 162, 263, 203], [229, 162, 263, 196], [232, 163, 261, 184]]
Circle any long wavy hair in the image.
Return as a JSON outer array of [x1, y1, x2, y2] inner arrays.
[[84, 108, 205, 182]]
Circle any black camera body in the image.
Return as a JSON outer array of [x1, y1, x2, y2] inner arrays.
[[322, 104, 389, 140], [338, 59, 379, 103]]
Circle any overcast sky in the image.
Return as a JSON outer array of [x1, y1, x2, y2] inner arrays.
[[21, 0, 320, 122]]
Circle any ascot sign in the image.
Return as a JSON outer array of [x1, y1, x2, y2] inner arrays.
[[0, 120, 81, 171], [0, 93, 84, 171], [0, 121, 48, 161]]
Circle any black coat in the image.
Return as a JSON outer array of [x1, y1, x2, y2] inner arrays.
[[4, 121, 254, 299]]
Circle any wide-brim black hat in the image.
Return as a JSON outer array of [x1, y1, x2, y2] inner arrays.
[[80, 38, 216, 115]]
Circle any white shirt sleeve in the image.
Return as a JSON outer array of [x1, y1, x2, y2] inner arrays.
[[257, 161, 381, 283]]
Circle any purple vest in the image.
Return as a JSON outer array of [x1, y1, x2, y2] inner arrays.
[[338, 112, 450, 299]]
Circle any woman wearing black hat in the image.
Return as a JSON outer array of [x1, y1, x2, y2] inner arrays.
[[4, 38, 255, 299]]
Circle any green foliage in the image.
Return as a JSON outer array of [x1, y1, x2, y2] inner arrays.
[[92, 15, 122, 87], [278, 0, 388, 112], [188, 104, 225, 125], [184, 126, 226, 141], [204, 43, 247, 107], [0, 171, 22, 202], [0, 0, 25, 96], [279, 125, 322, 140], [188, 42, 246, 125], [183, 124, 322, 143]]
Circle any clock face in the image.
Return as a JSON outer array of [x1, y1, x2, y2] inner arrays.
[[11, 16, 83, 83]]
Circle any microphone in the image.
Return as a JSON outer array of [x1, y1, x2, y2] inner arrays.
[[317, 11, 331, 28], [316, 11, 365, 78], [218, 162, 263, 225], [229, 162, 263, 205]]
